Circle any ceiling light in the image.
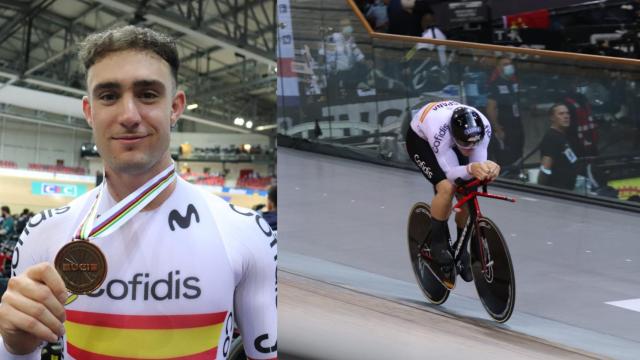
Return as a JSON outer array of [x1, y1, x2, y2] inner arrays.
[[245, 120, 253, 129], [187, 103, 198, 110], [256, 124, 277, 131], [234, 117, 245, 126]]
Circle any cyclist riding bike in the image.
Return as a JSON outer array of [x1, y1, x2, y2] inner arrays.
[[405, 100, 500, 281]]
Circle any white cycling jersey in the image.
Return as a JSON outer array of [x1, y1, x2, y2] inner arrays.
[[1, 177, 277, 360], [410, 100, 492, 182]]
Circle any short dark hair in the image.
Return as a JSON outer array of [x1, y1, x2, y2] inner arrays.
[[78, 25, 179, 87], [548, 103, 567, 117], [268, 185, 277, 208], [1, 206, 10, 214]]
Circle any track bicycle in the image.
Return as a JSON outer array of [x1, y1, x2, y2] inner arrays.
[[407, 178, 516, 322]]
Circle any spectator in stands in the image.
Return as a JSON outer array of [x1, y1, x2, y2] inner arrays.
[[387, 0, 430, 36], [365, 0, 389, 32], [14, 209, 30, 236], [0, 206, 14, 237], [320, 18, 367, 98], [538, 104, 578, 190], [486, 56, 524, 171], [561, 78, 600, 190], [563, 79, 598, 159], [463, 55, 494, 110], [416, 7, 447, 68], [262, 185, 277, 231]]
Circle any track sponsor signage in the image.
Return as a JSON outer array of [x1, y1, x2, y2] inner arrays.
[[32, 181, 88, 197]]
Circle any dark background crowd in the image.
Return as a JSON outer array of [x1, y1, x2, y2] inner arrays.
[[281, 0, 640, 202], [0, 206, 34, 278]]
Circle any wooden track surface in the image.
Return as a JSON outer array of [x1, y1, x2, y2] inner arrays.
[[279, 271, 605, 360]]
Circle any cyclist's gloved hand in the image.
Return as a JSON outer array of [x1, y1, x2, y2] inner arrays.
[[468, 161, 500, 181]]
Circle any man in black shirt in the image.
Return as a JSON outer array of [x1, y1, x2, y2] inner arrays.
[[387, 0, 429, 36], [486, 56, 523, 168], [538, 104, 578, 190]]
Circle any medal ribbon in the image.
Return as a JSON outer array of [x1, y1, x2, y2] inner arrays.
[[75, 163, 176, 240]]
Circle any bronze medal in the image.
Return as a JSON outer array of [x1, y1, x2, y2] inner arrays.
[[54, 240, 107, 294]]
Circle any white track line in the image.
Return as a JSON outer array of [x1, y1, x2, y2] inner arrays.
[[605, 298, 640, 313]]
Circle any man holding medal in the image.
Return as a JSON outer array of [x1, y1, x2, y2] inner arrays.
[[0, 26, 278, 359]]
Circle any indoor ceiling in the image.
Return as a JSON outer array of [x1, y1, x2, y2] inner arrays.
[[0, 0, 277, 134]]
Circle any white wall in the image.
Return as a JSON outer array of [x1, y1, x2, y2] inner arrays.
[[0, 118, 92, 168]]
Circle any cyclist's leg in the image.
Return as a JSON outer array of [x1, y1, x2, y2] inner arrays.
[[429, 180, 455, 266], [451, 145, 471, 238], [452, 148, 473, 281], [454, 199, 469, 232], [405, 126, 454, 266]]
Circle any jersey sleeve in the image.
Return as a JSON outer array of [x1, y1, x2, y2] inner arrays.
[[436, 147, 472, 182], [232, 212, 278, 360]]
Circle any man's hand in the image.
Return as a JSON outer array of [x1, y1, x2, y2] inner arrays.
[[0, 262, 67, 355], [469, 161, 501, 181]]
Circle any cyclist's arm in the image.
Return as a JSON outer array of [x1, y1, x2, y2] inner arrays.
[[233, 217, 278, 360], [435, 147, 474, 182]]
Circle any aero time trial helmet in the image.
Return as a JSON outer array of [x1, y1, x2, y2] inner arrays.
[[450, 107, 485, 149]]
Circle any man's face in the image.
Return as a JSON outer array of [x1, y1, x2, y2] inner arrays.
[[82, 50, 185, 175], [551, 105, 570, 128]]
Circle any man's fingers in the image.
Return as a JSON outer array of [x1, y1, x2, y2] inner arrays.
[[25, 263, 67, 303], [8, 278, 65, 323], [2, 292, 63, 342]]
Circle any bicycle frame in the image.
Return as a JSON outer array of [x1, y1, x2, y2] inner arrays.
[[452, 179, 515, 275]]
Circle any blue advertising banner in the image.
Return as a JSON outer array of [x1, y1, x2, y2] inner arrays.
[[32, 182, 88, 197]]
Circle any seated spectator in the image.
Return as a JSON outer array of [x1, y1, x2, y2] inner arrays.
[[538, 104, 578, 190], [261, 185, 277, 231], [0, 206, 14, 237]]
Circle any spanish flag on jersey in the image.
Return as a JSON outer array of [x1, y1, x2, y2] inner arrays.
[[65, 310, 227, 359]]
